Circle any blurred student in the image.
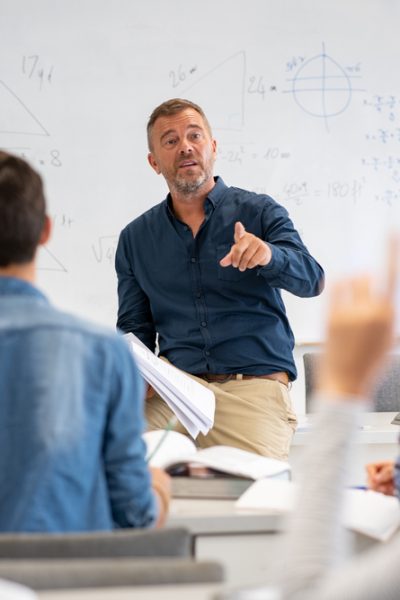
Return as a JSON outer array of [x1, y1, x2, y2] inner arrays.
[[0, 151, 170, 532], [275, 239, 400, 599], [222, 241, 400, 600]]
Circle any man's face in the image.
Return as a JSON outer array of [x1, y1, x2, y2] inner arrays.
[[147, 108, 217, 196]]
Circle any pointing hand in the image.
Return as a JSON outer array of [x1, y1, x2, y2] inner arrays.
[[219, 221, 272, 271]]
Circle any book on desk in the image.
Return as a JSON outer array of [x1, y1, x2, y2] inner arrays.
[[391, 412, 400, 425], [143, 430, 291, 499]]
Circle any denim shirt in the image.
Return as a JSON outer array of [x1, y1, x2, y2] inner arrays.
[[0, 277, 157, 532], [116, 177, 324, 380]]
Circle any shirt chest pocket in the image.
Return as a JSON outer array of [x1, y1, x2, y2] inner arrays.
[[216, 243, 253, 283]]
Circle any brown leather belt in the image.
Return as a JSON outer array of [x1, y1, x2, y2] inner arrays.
[[196, 371, 289, 386]]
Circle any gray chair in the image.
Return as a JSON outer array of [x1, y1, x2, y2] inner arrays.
[[0, 557, 224, 590], [0, 528, 225, 590], [0, 527, 192, 560], [303, 352, 400, 412]]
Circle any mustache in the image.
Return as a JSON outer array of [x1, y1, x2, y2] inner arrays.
[[176, 158, 199, 168]]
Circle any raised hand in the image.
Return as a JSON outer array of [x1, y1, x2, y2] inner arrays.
[[318, 238, 398, 398]]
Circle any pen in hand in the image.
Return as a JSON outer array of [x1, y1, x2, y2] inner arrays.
[[146, 415, 178, 464]]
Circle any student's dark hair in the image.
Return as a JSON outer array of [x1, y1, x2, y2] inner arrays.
[[0, 151, 46, 266], [147, 98, 212, 150]]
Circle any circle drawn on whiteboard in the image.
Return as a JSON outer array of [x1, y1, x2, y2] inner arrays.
[[285, 43, 365, 131]]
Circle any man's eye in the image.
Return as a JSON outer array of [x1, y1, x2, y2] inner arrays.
[[164, 138, 177, 146]]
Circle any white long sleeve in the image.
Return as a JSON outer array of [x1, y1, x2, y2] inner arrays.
[[279, 398, 400, 600]]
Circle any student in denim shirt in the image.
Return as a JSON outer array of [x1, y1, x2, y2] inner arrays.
[[0, 151, 170, 532]]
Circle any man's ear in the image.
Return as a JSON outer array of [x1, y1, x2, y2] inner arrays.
[[39, 215, 52, 246], [148, 152, 161, 174], [212, 137, 217, 158]]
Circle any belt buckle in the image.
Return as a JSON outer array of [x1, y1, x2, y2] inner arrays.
[[218, 374, 235, 383], [202, 373, 234, 383]]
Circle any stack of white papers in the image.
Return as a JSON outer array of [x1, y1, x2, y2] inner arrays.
[[236, 479, 400, 541], [125, 333, 215, 438]]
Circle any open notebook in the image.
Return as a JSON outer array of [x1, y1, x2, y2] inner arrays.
[[143, 430, 291, 480]]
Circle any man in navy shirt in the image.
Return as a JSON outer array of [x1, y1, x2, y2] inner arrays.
[[116, 98, 324, 459], [0, 151, 170, 532]]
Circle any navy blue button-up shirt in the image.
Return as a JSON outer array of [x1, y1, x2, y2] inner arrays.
[[116, 177, 324, 380]]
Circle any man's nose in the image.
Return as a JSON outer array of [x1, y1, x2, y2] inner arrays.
[[178, 138, 193, 154]]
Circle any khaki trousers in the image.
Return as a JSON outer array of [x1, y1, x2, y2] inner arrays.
[[145, 372, 297, 461]]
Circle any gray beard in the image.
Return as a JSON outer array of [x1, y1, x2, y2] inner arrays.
[[173, 172, 208, 196]]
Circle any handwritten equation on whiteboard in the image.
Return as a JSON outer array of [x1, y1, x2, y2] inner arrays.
[[1, 43, 398, 285], [362, 93, 400, 202]]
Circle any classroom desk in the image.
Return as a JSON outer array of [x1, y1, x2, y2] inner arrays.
[[166, 412, 400, 586], [290, 411, 400, 487], [35, 413, 400, 596], [167, 498, 285, 586], [166, 498, 377, 587]]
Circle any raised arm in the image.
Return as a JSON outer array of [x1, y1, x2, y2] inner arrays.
[[258, 202, 324, 298], [278, 239, 398, 600], [220, 200, 324, 298]]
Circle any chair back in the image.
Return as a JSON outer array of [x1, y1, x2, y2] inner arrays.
[[0, 558, 224, 590], [303, 353, 400, 412]]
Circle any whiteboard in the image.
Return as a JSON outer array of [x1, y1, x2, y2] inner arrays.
[[1, 0, 399, 342]]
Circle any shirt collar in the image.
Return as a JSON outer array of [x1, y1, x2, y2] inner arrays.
[[207, 176, 227, 208], [0, 276, 48, 304], [165, 176, 227, 217]]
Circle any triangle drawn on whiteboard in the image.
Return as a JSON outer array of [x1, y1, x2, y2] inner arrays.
[[37, 246, 67, 272], [0, 80, 49, 136], [180, 51, 246, 132]]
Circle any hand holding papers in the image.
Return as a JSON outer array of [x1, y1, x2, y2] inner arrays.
[[125, 333, 215, 438]]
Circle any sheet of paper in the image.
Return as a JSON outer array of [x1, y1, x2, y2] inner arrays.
[[236, 479, 400, 540], [343, 488, 400, 541], [143, 430, 197, 468], [125, 333, 215, 438], [236, 479, 296, 511]]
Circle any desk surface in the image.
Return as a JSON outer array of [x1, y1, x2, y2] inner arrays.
[[293, 411, 400, 445], [168, 497, 284, 535]]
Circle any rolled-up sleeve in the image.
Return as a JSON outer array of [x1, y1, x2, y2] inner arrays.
[[257, 202, 325, 297]]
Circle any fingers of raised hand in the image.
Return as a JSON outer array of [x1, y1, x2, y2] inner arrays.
[[234, 221, 246, 243], [230, 235, 270, 270]]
